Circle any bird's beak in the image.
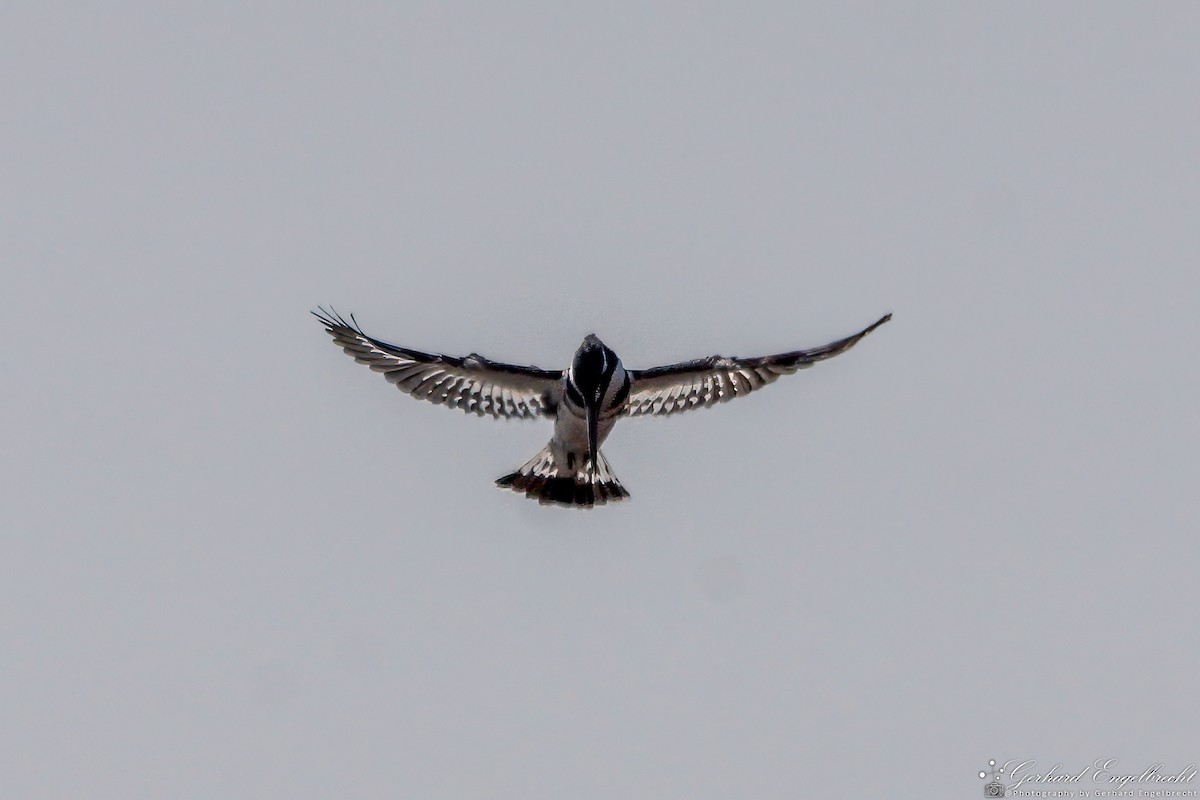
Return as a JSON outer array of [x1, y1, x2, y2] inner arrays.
[[586, 402, 599, 477]]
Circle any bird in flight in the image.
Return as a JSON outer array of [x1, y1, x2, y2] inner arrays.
[[313, 308, 890, 508]]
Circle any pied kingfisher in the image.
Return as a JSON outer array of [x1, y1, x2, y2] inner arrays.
[[314, 308, 890, 508]]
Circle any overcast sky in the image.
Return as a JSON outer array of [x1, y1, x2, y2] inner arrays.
[[3, 3, 1198, 798]]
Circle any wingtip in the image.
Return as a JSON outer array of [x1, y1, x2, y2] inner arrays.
[[311, 305, 362, 333], [866, 312, 893, 334]]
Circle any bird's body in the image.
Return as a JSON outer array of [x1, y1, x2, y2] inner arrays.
[[313, 309, 890, 508], [499, 334, 632, 505]]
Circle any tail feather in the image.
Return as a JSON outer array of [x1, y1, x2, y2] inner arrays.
[[496, 444, 629, 508]]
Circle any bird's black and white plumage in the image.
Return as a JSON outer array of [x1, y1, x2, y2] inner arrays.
[[313, 308, 891, 508]]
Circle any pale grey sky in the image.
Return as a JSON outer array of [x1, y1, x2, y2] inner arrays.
[[2, 3, 1198, 798]]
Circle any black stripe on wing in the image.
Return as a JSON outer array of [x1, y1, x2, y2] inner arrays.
[[623, 313, 891, 418], [313, 307, 563, 419]]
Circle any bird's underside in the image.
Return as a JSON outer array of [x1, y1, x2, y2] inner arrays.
[[313, 307, 890, 507]]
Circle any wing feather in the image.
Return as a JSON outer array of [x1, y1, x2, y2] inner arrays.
[[624, 313, 890, 418], [313, 307, 561, 420]]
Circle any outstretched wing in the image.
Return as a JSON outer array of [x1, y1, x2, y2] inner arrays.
[[623, 313, 891, 418], [313, 307, 562, 419]]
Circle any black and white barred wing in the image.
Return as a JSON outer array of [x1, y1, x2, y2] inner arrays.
[[314, 308, 562, 419], [623, 313, 890, 418]]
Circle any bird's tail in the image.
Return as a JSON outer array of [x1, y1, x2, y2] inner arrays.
[[496, 443, 629, 508]]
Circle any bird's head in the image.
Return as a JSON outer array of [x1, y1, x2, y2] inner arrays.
[[571, 334, 617, 401]]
